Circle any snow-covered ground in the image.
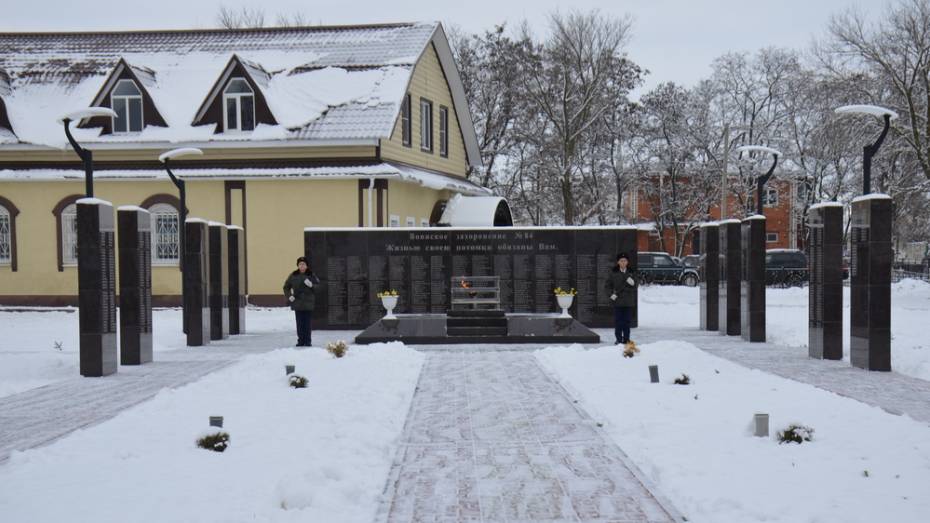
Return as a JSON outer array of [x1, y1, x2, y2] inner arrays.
[[0, 342, 424, 523], [635, 280, 930, 382], [0, 307, 295, 398], [536, 341, 930, 523]]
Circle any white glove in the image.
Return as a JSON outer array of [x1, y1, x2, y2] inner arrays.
[[303, 278, 313, 288], [610, 293, 617, 301], [626, 277, 635, 286], [288, 296, 295, 303]]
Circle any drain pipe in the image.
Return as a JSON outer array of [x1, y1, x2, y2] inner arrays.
[[368, 177, 375, 227]]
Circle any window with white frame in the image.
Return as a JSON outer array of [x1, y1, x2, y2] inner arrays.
[[223, 78, 255, 132], [438, 106, 449, 157], [61, 204, 78, 266], [420, 98, 433, 152], [389, 214, 400, 227], [766, 232, 779, 243], [420, 218, 429, 227], [405, 216, 416, 227], [111, 79, 144, 133], [0, 205, 10, 265], [401, 94, 411, 147], [149, 203, 180, 265], [764, 187, 778, 207]]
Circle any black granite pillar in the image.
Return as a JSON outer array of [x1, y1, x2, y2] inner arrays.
[[699, 223, 720, 331], [208, 222, 229, 341], [184, 219, 210, 346], [808, 203, 844, 360], [741, 216, 766, 342], [227, 226, 246, 335], [850, 195, 893, 371], [117, 207, 153, 365], [718, 220, 741, 336], [77, 199, 117, 377]]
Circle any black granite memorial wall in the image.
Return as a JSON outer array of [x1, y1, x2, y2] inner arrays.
[[808, 203, 844, 360], [228, 226, 246, 335], [850, 196, 893, 371], [117, 207, 153, 365], [699, 223, 720, 331], [208, 223, 229, 341], [77, 199, 117, 377], [304, 227, 637, 329], [741, 216, 766, 342], [184, 219, 210, 346], [718, 220, 741, 336]]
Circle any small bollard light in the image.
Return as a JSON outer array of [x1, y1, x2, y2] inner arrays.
[[286, 364, 295, 375], [649, 365, 659, 383], [754, 413, 769, 437], [209, 416, 224, 428]]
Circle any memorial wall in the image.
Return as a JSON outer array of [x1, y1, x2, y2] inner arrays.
[[305, 227, 637, 329]]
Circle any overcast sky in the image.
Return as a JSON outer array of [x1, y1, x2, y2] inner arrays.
[[4, 0, 880, 92]]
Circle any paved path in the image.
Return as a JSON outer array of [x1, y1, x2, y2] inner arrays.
[[624, 326, 930, 425], [377, 351, 682, 523], [0, 329, 299, 464]]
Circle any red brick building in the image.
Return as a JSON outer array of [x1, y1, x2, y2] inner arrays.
[[623, 176, 800, 256]]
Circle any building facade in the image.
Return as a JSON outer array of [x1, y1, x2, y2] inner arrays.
[[0, 23, 491, 306]]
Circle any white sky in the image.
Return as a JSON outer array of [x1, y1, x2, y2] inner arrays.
[[3, 0, 879, 93]]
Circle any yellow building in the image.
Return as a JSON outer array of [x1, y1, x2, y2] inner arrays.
[[0, 22, 494, 305]]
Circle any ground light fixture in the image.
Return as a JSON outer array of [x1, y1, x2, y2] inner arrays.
[[834, 104, 898, 195], [735, 145, 782, 215], [58, 107, 118, 197]]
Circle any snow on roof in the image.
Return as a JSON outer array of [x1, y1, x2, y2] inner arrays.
[[0, 161, 492, 195], [438, 194, 507, 226], [743, 214, 767, 221], [0, 24, 437, 148], [718, 219, 742, 225]]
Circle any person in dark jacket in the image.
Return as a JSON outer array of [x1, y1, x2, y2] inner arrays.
[[605, 252, 637, 345], [283, 256, 321, 347]]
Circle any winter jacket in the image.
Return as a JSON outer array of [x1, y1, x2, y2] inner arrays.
[[605, 269, 637, 308], [283, 271, 321, 311]]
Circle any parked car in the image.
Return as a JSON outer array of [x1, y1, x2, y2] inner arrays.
[[681, 255, 701, 269], [765, 249, 808, 287], [637, 252, 700, 287]]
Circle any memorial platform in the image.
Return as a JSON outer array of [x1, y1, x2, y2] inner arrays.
[[354, 310, 601, 345]]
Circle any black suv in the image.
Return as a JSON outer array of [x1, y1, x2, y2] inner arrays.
[[637, 252, 701, 286], [765, 249, 808, 287]]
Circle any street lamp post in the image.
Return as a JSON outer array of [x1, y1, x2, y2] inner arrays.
[[58, 108, 117, 198], [734, 145, 781, 343], [834, 104, 897, 371], [158, 148, 203, 336], [835, 105, 898, 195], [735, 145, 781, 216]]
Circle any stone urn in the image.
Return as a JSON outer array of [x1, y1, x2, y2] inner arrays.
[[556, 294, 574, 318], [381, 295, 398, 320]]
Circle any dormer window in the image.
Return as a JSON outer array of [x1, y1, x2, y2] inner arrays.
[[111, 79, 143, 133], [223, 78, 255, 132]]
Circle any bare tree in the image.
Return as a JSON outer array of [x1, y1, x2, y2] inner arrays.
[[216, 6, 266, 29]]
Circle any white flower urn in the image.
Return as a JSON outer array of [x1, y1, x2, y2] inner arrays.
[[556, 294, 574, 318], [381, 295, 398, 320]]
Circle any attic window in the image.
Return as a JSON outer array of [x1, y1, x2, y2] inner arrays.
[[111, 79, 143, 133], [223, 78, 255, 132]]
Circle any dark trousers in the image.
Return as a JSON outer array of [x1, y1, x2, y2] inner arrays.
[[614, 306, 632, 344], [295, 310, 313, 346]]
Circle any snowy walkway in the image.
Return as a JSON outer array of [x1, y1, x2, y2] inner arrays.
[[377, 351, 682, 522], [626, 326, 930, 425], [0, 330, 295, 464]]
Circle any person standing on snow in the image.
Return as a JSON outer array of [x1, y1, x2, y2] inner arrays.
[[605, 252, 637, 345], [283, 256, 321, 347]]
